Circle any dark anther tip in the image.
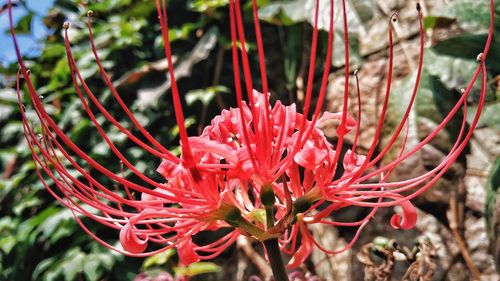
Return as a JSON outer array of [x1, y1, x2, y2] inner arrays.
[[390, 13, 399, 23], [416, 3, 421, 12], [87, 10, 94, 17], [63, 22, 70, 29]]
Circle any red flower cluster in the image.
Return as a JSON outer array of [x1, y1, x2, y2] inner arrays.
[[9, 0, 494, 269]]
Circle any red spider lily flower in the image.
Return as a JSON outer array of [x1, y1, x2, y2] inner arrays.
[[8, 0, 495, 273]]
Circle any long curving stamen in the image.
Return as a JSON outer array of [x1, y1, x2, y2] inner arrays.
[[301, 0, 321, 120], [272, 0, 324, 176], [154, 0, 195, 168], [9, 4, 182, 203], [327, 12, 398, 194], [328, 0, 351, 176], [355, 4, 425, 173], [362, 0, 495, 182], [229, 0, 260, 172], [250, 0, 273, 170], [233, 0, 267, 169], [343, 55, 485, 190], [351, 69, 362, 154], [63, 27, 194, 201], [337, 58, 488, 208], [85, 14, 178, 162], [281, 0, 336, 170], [348, 96, 467, 196]]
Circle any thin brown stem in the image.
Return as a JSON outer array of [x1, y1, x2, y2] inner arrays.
[[449, 191, 481, 281], [237, 236, 273, 280]]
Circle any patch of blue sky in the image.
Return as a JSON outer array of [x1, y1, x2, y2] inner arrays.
[[0, 0, 54, 66]]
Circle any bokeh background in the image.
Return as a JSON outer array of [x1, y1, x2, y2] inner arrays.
[[0, 0, 499, 280]]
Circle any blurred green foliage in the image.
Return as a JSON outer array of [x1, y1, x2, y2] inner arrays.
[[0, 0, 499, 280]]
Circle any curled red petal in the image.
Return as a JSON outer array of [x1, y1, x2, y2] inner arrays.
[[119, 222, 148, 254], [189, 137, 239, 163], [287, 224, 313, 268], [342, 149, 366, 174], [293, 140, 327, 170], [141, 187, 176, 209], [390, 200, 417, 230], [317, 111, 357, 131], [157, 159, 183, 179], [177, 238, 200, 266]]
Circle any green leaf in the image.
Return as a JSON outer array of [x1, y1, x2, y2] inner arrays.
[[0, 121, 23, 143], [40, 44, 67, 60], [38, 208, 76, 243], [0, 236, 17, 254], [390, 65, 465, 152], [12, 13, 33, 34], [13, 195, 42, 216], [169, 117, 196, 138], [185, 86, 229, 106], [33, 257, 57, 280], [168, 22, 202, 42], [468, 101, 500, 130], [174, 262, 221, 277], [429, 0, 494, 32], [17, 206, 60, 242], [0, 88, 18, 104], [432, 34, 490, 60], [83, 257, 101, 281], [258, 0, 305, 26], [89, 0, 133, 11], [142, 249, 176, 270], [424, 49, 488, 101], [189, 0, 229, 12], [423, 16, 456, 30], [61, 249, 86, 281]]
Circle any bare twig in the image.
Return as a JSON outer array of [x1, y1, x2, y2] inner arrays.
[[457, 180, 466, 235], [2, 157, 17, 179], [402, 238, 437, 281], [237, 236, 273, 280], [357, 240, 395, 281], [449, 191, 481, 281]]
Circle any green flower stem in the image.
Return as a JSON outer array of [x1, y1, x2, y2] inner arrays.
[[261, 184, 276, 230], [265, 205, 274, 229], [263, 238, 289, 281]]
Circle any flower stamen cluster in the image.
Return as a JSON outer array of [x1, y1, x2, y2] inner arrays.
[[7, 0, 495, 270]]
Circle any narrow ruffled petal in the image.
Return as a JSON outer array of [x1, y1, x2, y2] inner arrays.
[[177, 238, 201, 266], [287, 223, 313, 268], [317, 111, 357, 132], [189, 137, 239, 163], [294, 140, 327, 170], [141, 187, 176, 209], [390, 199, 417, 230], [157, 159, 183, 179], [343, 149, 366, 174], [119, 222, 148, 254]]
